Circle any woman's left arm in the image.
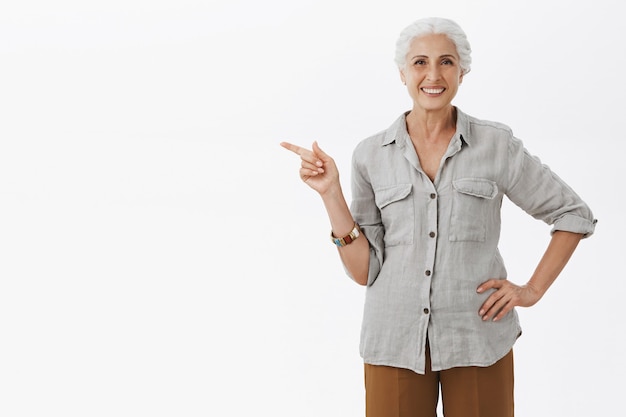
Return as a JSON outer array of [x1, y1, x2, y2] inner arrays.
[[477, 230, 584, 322]]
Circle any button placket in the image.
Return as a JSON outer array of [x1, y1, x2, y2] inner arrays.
[[423, 189, 438, 318]]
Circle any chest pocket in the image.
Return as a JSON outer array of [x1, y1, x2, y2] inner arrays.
[[374, 184, 414, 246], [449, 178, 498, 242]]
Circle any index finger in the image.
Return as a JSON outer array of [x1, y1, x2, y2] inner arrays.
[[476, 279, 501, 293], [280, 141, 305, 156]]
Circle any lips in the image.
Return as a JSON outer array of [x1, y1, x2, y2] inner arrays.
[[421, 87, 445, 94]]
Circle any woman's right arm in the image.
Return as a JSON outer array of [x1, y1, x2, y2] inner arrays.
[[280, 141, 370, 285]]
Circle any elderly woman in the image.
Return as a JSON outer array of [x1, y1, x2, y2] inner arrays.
[[281, 17, 595, 417]]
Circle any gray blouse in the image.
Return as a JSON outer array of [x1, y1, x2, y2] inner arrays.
[[349, 108, 596, 374]]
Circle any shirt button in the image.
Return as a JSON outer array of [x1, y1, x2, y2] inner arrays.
[[429, 231, 436, 238], [430, 193, 436, 199], [423, 308, 430, 314], [425, 270, 431, 276]]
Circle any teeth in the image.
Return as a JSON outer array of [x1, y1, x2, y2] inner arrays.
[[422, 88, 444, 94]]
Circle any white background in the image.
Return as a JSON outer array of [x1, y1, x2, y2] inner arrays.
[[0, 0, 622, 416]]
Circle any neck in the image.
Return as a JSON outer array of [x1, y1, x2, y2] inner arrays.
[[406, 105, 456, 142]]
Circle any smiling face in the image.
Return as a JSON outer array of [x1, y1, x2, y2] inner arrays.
[[400, 33, 464, 113]]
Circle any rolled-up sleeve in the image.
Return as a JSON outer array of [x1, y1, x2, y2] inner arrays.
[[350, 150, 385, 286], [505, 137, 597, 238]]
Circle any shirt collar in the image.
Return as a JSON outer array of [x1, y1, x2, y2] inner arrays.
[[455, 107, 471, 147], [382, 111, 409, 147], [382, 107, 472, 148]]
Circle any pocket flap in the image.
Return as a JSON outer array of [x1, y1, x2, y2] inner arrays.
[[374, 184, 413, 209], [453, 178, 498, 199]]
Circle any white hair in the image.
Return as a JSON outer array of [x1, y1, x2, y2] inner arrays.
[[394, 17, 472, 75]]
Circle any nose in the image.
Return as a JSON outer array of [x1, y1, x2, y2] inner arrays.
[[427, 64, 441, 81]]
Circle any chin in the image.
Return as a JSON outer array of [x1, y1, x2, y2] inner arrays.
[[416, 101, 453, 112]]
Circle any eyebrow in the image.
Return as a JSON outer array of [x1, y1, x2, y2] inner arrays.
[[410, 54, 457, 60], [411, 54, 458, 59]]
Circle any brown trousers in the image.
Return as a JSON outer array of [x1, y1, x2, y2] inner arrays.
[[364, 346, 514, 417]]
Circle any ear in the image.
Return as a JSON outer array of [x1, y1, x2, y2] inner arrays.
[[399, 69, 406, 85], [459, 72, 464, 84]]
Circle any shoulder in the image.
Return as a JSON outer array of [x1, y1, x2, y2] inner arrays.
[[462, 110, 514, 139], [353, 128, 386, 159], [453, 110, 532, 176], [353, 113, 407, 162], [457, 109, 524, 153]]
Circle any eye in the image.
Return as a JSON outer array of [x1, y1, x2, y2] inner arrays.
[[414, 59, 427, 65], [441, 59, 455, 65]]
